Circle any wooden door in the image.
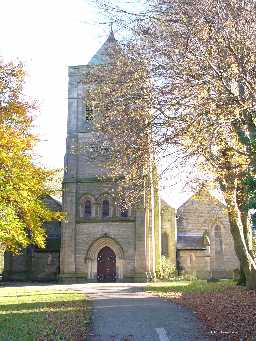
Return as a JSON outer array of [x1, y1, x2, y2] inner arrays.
[[97, 246, 116, 282]]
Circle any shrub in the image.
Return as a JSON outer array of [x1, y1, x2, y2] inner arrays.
[[156, 256, 177, 280]]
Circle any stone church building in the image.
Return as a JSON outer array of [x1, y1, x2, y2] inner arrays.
[[59, 30, 175, 283], [2, 32, 239, 282]]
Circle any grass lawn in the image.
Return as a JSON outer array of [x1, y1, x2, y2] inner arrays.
[[0, 286, 90, 341], [147, 279, 235, 295], [147, 279, 256, 340]]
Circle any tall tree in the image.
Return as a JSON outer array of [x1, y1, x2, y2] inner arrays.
[[89, 0, 256, 287], [86, 44, 154, 206], [0, 62, 62, 254]]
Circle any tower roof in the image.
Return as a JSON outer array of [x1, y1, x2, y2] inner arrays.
[[88, 30, 117, 65]]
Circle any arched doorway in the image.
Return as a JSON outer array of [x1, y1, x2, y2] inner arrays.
[[86, 236, 124, 281], [97, 246, 116, 282]]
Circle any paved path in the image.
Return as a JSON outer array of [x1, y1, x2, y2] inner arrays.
[[82, 283, 208, 341], [3, 282, 208, 340]]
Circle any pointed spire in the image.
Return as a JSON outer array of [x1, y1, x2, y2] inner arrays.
[[88, 27, 117, 65], [108, 22, 115, 41]]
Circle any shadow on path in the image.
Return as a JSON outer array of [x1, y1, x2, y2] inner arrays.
[[84, 284, 208, 341]]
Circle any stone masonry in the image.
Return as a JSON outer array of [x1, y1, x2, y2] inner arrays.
[[59, 31, 171, 283], [177, 189, 239, 279]]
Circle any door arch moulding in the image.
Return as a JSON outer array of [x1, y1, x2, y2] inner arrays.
[[85, 236, 124, 280]]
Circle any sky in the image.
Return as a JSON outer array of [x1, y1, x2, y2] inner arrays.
[[0, 0, 194, 208]]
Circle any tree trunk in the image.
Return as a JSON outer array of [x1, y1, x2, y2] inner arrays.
[[224, 190, 256, 289], [237, 268, 246, 286]]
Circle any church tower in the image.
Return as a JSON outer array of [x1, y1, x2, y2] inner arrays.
[[60, 31, 174, 282]]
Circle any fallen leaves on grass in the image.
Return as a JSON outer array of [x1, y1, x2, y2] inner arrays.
[[160, 286, 256, 340], [0, 288, 90, 341], [37, 295, 90, 341]]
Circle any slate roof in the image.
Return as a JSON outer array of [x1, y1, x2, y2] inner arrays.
[[88, 30, 117, 65], [42, 195, 62, 211], [177, 233, 206, 250]]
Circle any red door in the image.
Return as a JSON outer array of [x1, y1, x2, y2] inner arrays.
[[97, 246, 116, 282]]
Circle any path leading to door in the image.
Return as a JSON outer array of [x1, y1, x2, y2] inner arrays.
[[2, 282, 208, 340], [83, 283, 208, 341]]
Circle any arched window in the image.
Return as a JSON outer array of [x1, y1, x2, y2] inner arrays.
[[102, 200, 110, 218], [84, 200, 92, 218], [120, 208, 128, 218]]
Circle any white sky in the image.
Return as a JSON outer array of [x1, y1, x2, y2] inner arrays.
[[0, 0, 193, 208]]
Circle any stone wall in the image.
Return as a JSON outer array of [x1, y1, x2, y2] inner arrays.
[[3, 196, 61, 282], [4, 251, 28, 281], [177, 189, 239, 279], [75, 221, 136, 277], [3, 250, 59, 282], [161, 200, 177, 266], [178, 249, 211, 279], [31, 252, 59, 281]]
